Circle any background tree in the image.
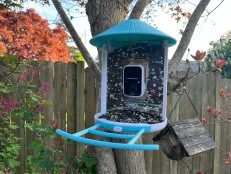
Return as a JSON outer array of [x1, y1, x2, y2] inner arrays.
[[205, 31, 231, 78], [69, 46, 84, 62], [51, 0, 212, 173], [0, 8, 71, 63], [0, 0, 49, 9]]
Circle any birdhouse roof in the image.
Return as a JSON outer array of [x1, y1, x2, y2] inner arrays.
[[153, 118, 216, 157], [90, 19, 176, 48]]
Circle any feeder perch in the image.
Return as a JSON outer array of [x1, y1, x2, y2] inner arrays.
[[153, 118, 216, 160], [56, 19, 176, 150]]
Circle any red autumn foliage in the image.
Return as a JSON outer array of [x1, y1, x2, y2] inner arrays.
[[181, 12, 192, 19], [2, 169, 9, 174], [175, 6, 182, 13], [191, 50, 206, 63], [172, 5, 192, 23], [224, 152, 231, 164], [0, 9, 71, 63], [214, 58, 226, 72], [219, 88, 231, 99], [206, 105, 223, 118], [50, 118, 58, 129], [0, 96, 18, 113], [200, 116, 209, 126]]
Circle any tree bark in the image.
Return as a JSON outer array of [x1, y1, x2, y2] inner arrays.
[[96, 147, 118, 174], [86, 0, 132, 36], [113, 138, 146, 174], [51, 0, 101, 79], [168, 0, 211, 74], [129, 0, 151, 19]]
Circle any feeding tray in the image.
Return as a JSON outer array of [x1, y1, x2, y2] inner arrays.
[[153, 118, 216, 160], [95, 107, 167, 133]]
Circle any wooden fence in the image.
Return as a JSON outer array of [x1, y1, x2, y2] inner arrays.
[[15, 61, 230, 174], [144, 72, 231, 174]]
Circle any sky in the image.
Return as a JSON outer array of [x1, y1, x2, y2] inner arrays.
[[24, 0, 231, 60]]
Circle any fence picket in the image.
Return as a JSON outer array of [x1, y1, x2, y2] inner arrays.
[[213, 74, 222, 174], [67, 62, 77, 156], [24, 61, 40, 173], [53, 62, 67, 131], [39, 61, 54, 148], [85, 67, 97, 139], [76, 62, 85, 157], [220, 76, 229, 174], [227, 79, 231, 174], [40, 61, 54, 126]]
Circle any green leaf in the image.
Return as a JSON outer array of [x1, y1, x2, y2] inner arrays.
[[0, 86, 15, 93], [81, 153, 97, 168], [54, 168, 61, 174], [23, 112, 34, 121], [34, 127, 47, 133], [31, 95, 39, 102], [41, 99, 50, 105], [1, 54, 18, 63], [8, 159, 20, 168], [39, 158, 54, 169], [24, 123, 34, 131], [29, 140, 44, 152], [14, 107, 26, 116], [11, 144, 21, 155], [10, 2, 23, 8], [26, 89, 41, 102], [0, 152, 6, 157], [221, 64, 231, 78], [9, 124, 19, 130]]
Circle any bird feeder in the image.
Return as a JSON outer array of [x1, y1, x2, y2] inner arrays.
[[56, 19, 176, 150]]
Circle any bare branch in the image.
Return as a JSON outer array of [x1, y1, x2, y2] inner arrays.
[[51, 0, 101, 78], [129, 0, 151, 19], [186, 0, 197, 6], [207, 0, 225, 16], [168, 67, 190, 93], [186, 0, 210, 14], [168, 0, 211, 74]]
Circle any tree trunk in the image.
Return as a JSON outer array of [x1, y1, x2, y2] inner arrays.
[[86, 0, 132, 36], [113, 138, 146, 174], [96, 146, 118, 174]]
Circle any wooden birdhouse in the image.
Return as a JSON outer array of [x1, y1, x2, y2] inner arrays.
[[56, 19, 177, 150], [153, 118, 216, 160]]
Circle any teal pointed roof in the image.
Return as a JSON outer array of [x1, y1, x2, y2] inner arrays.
[[90, 19, 176, 48]]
